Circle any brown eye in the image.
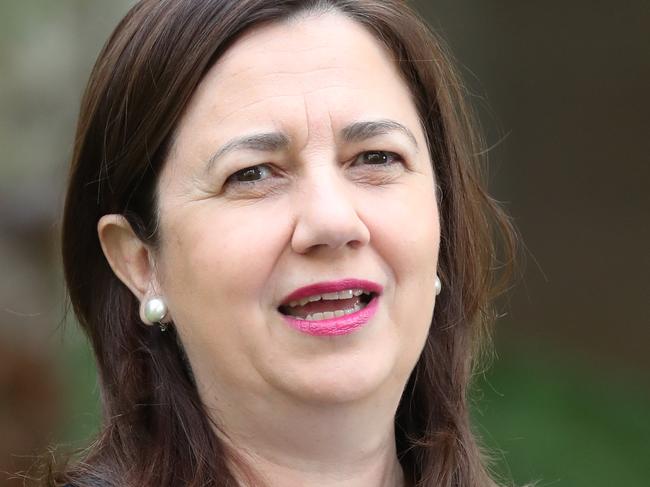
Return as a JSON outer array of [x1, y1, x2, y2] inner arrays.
[[227, 165, 272, 185], [355, 151, 402, 166]]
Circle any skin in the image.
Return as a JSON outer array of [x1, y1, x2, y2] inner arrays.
[[99, 11, 439, 487]]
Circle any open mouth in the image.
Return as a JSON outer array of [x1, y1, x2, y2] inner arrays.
[[278, 290, 377, 321]]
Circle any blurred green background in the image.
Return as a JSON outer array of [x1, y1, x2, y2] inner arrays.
[[0, 1, 648, 486]]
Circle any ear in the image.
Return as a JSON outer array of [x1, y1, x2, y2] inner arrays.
[[97, 214, 158, 301]]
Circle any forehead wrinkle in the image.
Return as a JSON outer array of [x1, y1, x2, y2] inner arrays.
[[176, 13, 425, 182], [208, 92, 305, 129], [210, 81, 371, 136], [216, 32, 366, 83], [218, 66, 365, 97], [210, 66, 366, 115]]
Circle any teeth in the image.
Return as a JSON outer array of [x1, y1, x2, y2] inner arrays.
[[322, 289, 355, 300], [301, 302, 363, 321], [338, 289, 354, 299], [286, 288, 368, 308]]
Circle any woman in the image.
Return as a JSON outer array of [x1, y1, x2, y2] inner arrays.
[[52, 0, 516, 486]]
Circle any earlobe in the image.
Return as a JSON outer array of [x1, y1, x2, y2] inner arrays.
[[97, 214, 155, 301]]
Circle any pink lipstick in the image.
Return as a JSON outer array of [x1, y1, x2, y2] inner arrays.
[[278, 278, 383, 336]]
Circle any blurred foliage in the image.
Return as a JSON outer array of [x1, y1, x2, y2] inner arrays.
[[472, 341, 650, 486]]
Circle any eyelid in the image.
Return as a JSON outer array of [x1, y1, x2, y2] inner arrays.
[[225, 164, 274, 185], [349, 150, 406, 167], [221, 164, 292, 198]]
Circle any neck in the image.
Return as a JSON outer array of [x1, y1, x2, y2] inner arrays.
[[203, 382, 407, 487], [230, 432, 405, 487]]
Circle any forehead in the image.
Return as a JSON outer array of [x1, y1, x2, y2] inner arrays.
[[173, 12, 421, 151]]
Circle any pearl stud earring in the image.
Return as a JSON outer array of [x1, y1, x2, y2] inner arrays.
[[435, 276, 442, 296], [142, 296, 168, 329]]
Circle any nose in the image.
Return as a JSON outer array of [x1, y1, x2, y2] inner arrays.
[[290, 167, 370, 255]]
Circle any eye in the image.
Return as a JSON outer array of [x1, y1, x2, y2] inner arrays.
[[225, 164, 273, 185], [352, 150, 403, 167]]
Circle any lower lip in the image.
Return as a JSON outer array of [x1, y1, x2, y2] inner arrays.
[[281, 295, 380, 336]]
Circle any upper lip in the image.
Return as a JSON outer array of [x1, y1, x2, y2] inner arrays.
[[279, 278, 383, 306]]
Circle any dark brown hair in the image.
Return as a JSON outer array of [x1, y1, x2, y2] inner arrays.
[[52, 0, 517, 486]]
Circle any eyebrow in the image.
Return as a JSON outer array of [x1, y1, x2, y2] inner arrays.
[[205, 132, 290, 173], [340, 119, 419, 151], [204, 118, 418, 172]]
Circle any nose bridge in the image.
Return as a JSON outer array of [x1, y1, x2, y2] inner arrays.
[[290, 161, 370, 254]]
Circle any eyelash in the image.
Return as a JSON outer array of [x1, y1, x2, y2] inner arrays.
[[352, 150, 403, 168], [224, 150, 404, 187], [225, 165, 275, 187]]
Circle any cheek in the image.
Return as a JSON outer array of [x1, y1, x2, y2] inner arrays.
[[155, 200, 293, 389], [158, 201, 289, 320], [365, 180, 439, 365], [366, 181, 440, 282]]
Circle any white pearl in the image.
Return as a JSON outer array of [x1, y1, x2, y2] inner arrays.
[[144, 297, 167, 323], [435, 276, 442, 296]]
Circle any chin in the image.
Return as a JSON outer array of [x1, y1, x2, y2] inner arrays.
[[270, 347, 405, 405]]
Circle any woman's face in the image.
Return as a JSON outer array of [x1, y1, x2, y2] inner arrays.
[[154, 13, 440, 406]]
